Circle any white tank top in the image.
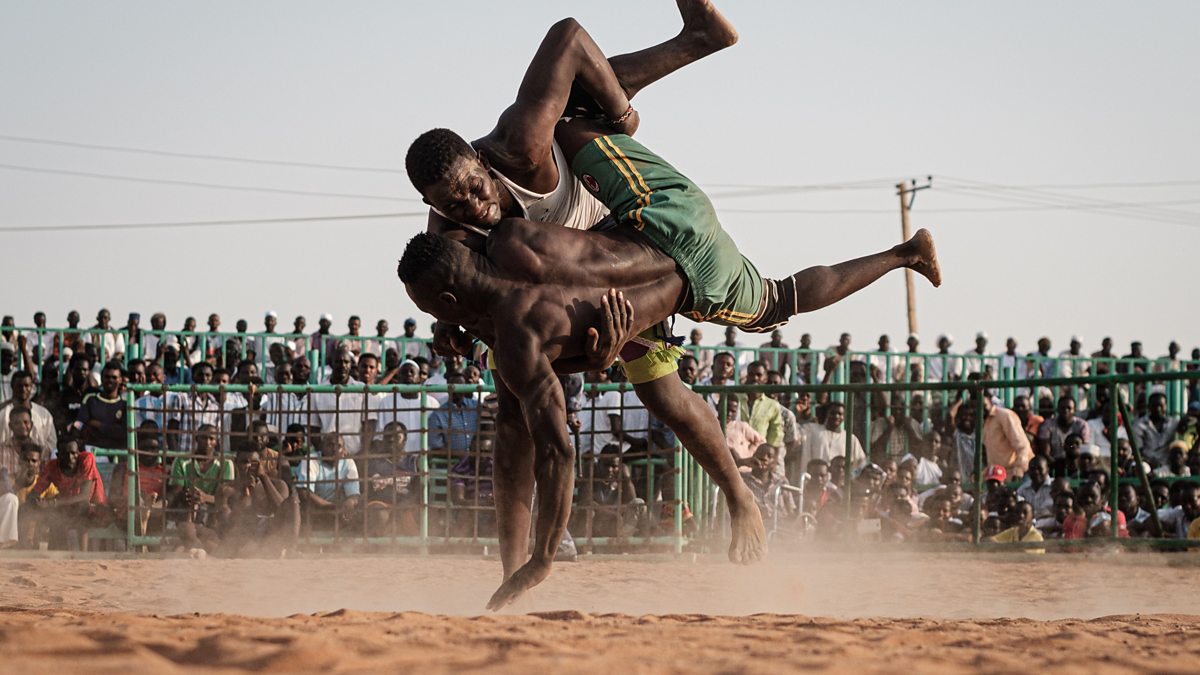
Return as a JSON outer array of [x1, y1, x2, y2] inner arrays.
[[489, 141, 609, 230]]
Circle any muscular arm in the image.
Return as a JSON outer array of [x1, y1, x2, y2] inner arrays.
[[489, 18, 630, 172]]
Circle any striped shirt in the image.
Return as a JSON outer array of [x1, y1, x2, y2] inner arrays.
[[259, 391, 312, 435]]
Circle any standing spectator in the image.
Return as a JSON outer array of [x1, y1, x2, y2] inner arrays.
[[981, 394, 1033, 479], [998, 337, 1028, 380], [964, 331, 989, 376], [428, 372, 480, 456], [310, 347, 374, 457], [1092, 337, 1116, 373], [795, 333, 816, 384], [1119, 341, 1148, 374], [1012, 395, 1043, 446], [203, 313, 223, 362], [400, 318, 421, 358], [950, 404, 977, 480], [178, 363, 222, 453], [686, 328, 713, 381], [722, 325, 752, 371], [23, 311, 53, 367], [757, 329, 791, 381], [1058, 336, 1088, 379], [75, 363, 127, 452], [1029, 337, 1056, 378], [311, 313, 336, 361], [89, 309, 126, 364], [343, 315, 365, 356], [1036, 396, 1090, 461], [24, 437, 108, 547], [0, 370, 57, 451], [1016, 456, 1054, 520], [289, 315, 308, 354], [142, 312, 175, 363], [364, 319, 390, 357], [869, 334, 898, 383], [372, 359, 440, 455], [927, 334, 960, 383], [134, 363, 183, 450], [259, 361, 310, 435], [797, 401, 866, 471], [2, 407, 41, 478], [700, 351, 736, 411], [741, 362, 783, 450], [1134, 392, 1178, 465], [251, 310, 284, 361], [871, 392, 924, 462], [1154, 341, 1182, 373]]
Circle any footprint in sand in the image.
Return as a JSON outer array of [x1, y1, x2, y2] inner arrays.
[[10, 575, 40, 588]]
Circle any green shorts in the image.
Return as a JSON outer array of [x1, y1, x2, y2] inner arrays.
[[571, 134, 766, 327]]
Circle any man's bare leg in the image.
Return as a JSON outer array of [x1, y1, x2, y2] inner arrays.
[[633, 373, 766, 563], [608, 0, 739, 99], [491, 379, 536, 579], [782, 229, 941, 316]]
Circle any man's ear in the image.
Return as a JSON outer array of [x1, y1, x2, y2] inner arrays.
[[439, 291, 458, 305]]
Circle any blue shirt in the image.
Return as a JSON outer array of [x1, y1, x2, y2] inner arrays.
[[429, 398, 479, 453]]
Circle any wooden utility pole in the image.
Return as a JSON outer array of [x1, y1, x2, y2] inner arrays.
[[896, 178, 932, 335]]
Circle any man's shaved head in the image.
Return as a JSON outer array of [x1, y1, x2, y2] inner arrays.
[[406, 128, 476, 193], [397, 232, 458, 286]]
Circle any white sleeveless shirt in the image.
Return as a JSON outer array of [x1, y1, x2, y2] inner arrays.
[[489, 141, 609, 230]]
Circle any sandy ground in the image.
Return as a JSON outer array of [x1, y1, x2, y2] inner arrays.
[[2, 551, 1199, 673]]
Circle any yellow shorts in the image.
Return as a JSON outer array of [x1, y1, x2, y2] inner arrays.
[[485, 324, 684, 385]]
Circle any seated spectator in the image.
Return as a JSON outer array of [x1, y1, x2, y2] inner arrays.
[[0, 370, 57, 451], [297, 433, 361, 529], [166, 424, 234, 555], [1054, 432, 1086, 479], [1117, 483, 1154, 537], [578, 443, 646, 538], [5, 443, 59, 545], [741, 444, 786, 522], [1152, 441, 1192, 478], [1150, 479, 1172, 511], [1016, 456, 1054, 521], [1134, 392, 1178, 465], [3, 406, 47, 477], [1039, 491, 1075, 538], [24, 437, 109, 549], [1036, 396, 1090, 465], [1063, 480, 1127, 539], [916, 467, 974, 516], [450, 424, 497, 536], [900, 432, 943, 488], [365, 422, 418, 535], [1156, 482, 1200, 539], [801, 458, 838, 514], [214, 446, 296, 557], [797, 401, 866, 471], [920, 493, 969, 542], [110, 421, 169, 533], [881, 482, 927, 542], [816, 486, 880, 542], [723, 397, 766, 469], [75, 362, 128, 452], [989, 501, 1044, 553]]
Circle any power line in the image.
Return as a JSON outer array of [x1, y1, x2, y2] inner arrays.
[[0, 162, 419, 202], [717, 198, 1200, 216], [0, 212, 425, 233], [0, 133, 403, 174]]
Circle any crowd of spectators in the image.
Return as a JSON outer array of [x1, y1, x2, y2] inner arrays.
[[1, 310, 1199, 554]]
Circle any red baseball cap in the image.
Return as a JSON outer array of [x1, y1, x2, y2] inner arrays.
[[984, 465, 1007, 482]]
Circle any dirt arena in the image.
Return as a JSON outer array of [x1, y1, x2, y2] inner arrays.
[[2, 551, 1198, 673]]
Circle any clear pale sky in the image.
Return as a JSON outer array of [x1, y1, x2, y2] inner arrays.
[[2, 1, 1197, 356]]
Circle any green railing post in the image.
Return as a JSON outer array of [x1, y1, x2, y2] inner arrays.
[[1117, 396, 1163, 537], [125, 390, 137, 550], [843, 391, 855, 525], [1108, 390, 1120, 539], [972, 389, 985, 544], [674, 440, 684, 554], [419, 391, 430, 552]]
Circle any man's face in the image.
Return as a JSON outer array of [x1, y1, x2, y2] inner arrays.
[[422, 155, 504, 227], [907, 337, 919, 351], [147, 364, 165, 384], [59, 441, 81, 472], [294, 317, 306, 332], [1102, 338, 1113, 351], [1149, 396, 1166, 421], [20, 448, 41, 478], [689, 329, 702, 345], [399, 363, 420, 385], [808, 463, 829, 485], [12, 375, 34, 403], [1037, 338, 1051, 353], [235, 450, 260, 479], [293, 359, 311, 383], [713, 355, 734, 381], [795, 392, 811, 415], [184, 317, 196, 331], [976, 337, 987, 352], [250, 426, 271, 451], [800, 334, 811, 349], [127, 363, 147, 385], [101, 368, 122, 395], [349, 318, 361, 334], [318, 318, 331, 332], [9, 411, 33, 440], [678, 358, 698, 385], [839, 334, 851, 350], [418, 362, 430, 382], [321, 435, 343, 459], [751, 445, 776, 473], [1057, 398, 1075, 422], [1027, 458, 1048, 485], [97, 309, 110, 327], [67, 311, 80, 326], [724, 326, 737, 345], [1182, 488, 1200, 520], [825, 405, 844, 431], [725, 399, 739, 424], [879, 336, 890, 351], [404, 322, 416, 337], [274, 362, 294, 384], [332, 350, 353, 380], [1005, 338, 1016, 354], [937, 337, 950, 352], [208, 314, 220, 331], [745, 364, 767, 386], [1117, 484, 1138, 514], [34, 313, 46, 328], [465, 365, 482, 384], [265, 315, 277, 332], [193, 366, 213, 385], [1012, 396, 1030, 419], [770, 330, 783, 346], [195, 431, 217, 457], [377, 320, 389, 336], [358, 357, 379, 384], [447, 375, 468, 404], [215, 371, 231, 386], [1070, 339, 1081, 354]]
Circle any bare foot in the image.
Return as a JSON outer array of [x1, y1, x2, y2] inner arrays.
[[678, 0, 739, 54], [728, 499, 767, 564], [905, 228, 942, 287], [486, 559, 551, 611]]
